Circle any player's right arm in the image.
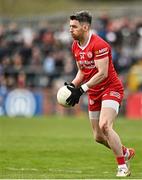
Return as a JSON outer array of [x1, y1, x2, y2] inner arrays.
[[71, 62, 84, 87]]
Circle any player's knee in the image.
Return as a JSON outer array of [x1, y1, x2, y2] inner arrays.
[[99, 121, 109, 136]]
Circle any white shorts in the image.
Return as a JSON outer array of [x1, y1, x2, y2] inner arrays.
[[89, 100, 120, 120]]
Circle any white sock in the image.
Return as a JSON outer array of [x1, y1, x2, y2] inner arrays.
[[118, 164, 128, 169]]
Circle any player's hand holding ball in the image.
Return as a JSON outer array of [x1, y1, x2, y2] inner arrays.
[[65, 82, 89, 106], [66, 85, 84, 106], [56, 82, 76, 107], [57, 82, 89, 107]]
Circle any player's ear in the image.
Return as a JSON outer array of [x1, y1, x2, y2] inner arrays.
[[82, 23, 89, 31]]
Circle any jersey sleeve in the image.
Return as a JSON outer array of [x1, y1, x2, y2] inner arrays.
[[94, 39, 110, 60]]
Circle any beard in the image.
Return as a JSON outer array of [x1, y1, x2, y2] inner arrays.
[[71, 33, 82, 41], [71, 34, 78, 40]]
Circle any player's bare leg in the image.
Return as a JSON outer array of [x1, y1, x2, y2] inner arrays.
[[89, 117, 134, 158], [89, 118, 110, 148], [89, 109, 134, 176], [99, 107, 130, 177]]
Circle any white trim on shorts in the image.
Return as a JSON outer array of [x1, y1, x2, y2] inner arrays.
[[102, 100, 119, 113], [89, 111, 100, 120], [89, 100, 120, 120]]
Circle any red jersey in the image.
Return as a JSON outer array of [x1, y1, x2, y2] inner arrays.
[[72, 33, 124, 97]]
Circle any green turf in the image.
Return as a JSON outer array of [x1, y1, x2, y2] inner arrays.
[[0, 115, 142, 179]]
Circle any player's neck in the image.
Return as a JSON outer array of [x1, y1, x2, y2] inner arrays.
[[79, 32, 90, 47]]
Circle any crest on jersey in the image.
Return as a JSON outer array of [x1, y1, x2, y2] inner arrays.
[[79, 52, 85, 59], [87, 51, 93, 58]]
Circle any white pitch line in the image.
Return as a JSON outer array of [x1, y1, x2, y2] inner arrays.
[[48, 168, 82, 174], [6, 167, 38, 171]]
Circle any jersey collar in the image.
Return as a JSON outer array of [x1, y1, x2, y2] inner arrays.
[[77, 32, 92, 50]]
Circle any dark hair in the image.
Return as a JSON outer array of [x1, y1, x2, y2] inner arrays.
[[70, 11, 92, 25]]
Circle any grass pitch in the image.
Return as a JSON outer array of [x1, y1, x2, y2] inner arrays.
[[0, 115, 142, 179]]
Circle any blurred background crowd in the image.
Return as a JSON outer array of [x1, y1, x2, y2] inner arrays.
[[1, 15, 142, 89], [0, 0, 142, 116]]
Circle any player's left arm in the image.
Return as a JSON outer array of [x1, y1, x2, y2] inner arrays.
[[86, 56, 109, 88]]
